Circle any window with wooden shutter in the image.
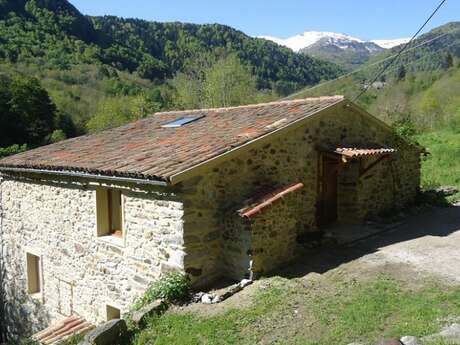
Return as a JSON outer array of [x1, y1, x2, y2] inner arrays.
[[97, 188, 123, 237], [106, 305, 121, 321], [26, 253, 41, 294]]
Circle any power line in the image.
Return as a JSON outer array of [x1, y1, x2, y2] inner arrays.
[[353, 0, 448, 101], [283, 28, 456, 100], [377, 39, 458, 76], [307, 38, 458, 100]]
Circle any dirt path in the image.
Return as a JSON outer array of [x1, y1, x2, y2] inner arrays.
[[355, 204, 460, 285]]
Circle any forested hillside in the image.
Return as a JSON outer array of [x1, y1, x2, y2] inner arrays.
[[0, 0, 340, 88], [368, 22, 460, 74], [0, 0, 343, 156]]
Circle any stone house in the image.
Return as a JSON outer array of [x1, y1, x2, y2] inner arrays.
[[0, 96, 421, 337]]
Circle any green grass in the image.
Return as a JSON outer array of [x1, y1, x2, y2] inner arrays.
[[130, 277, 460, 345], [415, 129, 460, 201], [132, 284, 286, 345]]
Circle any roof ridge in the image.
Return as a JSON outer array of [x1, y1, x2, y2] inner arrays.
[[154, 95, 345, 115]]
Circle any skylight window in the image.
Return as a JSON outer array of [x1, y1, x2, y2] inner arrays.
[[162, 115, 205, 128]]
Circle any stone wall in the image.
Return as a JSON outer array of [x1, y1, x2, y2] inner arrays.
[[179, 104, 420, 285], [0, 176, 185, 339], [248, 190, 306, 277]]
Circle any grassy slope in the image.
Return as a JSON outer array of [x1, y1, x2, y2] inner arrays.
[[415, 129, 460, 193], [131, 277, 460, 345]]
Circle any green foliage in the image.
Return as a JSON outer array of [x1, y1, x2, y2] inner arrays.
[[13, 338, 38, 345], [393, 116, 417, 139], [0, 0, 341, 88], [132, 282, 284, 345], [0, 0, 342, 149], [397, 65, 406, 81], [414, 129, 460, 202], [133, 272, 191, 310], [203, 54, 257, 108], [131, 277, 460, 345], [0, 144, 27, 158], [57, 334, 84, 345], [367, 22, 460, 77], [0, 72, 57, 148], [50, 129, 66, 143], [86, 94, 160, 133], [172, 54, 264, 109]]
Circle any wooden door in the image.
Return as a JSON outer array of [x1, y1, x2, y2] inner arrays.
[[317, 154, 339, 227]]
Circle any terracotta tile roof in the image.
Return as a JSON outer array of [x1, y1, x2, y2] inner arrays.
[[0, 96, 345, 183], [333, 147, 396, 158], [32, 315, 94, 345], [238, 183, 304, 218]]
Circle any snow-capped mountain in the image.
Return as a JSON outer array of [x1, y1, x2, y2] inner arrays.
[[259, 31, 364, 52], [258, 31, 409, 70], [258, 31, 408, 52], [371, 38, 411, 49]]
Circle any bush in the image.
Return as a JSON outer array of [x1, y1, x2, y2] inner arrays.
[[393, 116, 417, 139], [0, 144, 27, 158], [133, 272, 191, 310], [50, 129, 67, 143]]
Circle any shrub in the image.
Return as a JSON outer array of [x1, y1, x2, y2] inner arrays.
[[0, 144, 27, 158], [133, 272, 191, 310]]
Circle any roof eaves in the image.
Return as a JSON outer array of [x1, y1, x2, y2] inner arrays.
[[0, 166, 169, 186]]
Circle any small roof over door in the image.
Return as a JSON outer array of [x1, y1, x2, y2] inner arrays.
[[320, 145, 396, 159]]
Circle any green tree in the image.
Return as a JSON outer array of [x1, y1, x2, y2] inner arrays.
[[171, 71, 205, 109], [446, 52, 454, 69], [0, 73, 56, 148], [420, 89, 442, 129], [203, 54, 257, 108], [396, 65, 406, 81], [49, 129, 66, 143], [137, 56, 167, 80], [86, 94, 158, 133], [171, 54, 259, 109]]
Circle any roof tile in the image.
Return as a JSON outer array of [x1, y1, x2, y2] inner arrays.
[[0, 96, 344, 182]]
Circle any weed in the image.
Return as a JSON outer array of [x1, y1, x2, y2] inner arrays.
[[133, 272, 191, 310]]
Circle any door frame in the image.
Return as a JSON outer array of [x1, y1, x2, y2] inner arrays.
[[316, 152, 340, 227]]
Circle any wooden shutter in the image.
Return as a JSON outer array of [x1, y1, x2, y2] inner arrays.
[[27, 253, 41, 294], [96, 189, 109, 236], [109, 190, 123, 233]]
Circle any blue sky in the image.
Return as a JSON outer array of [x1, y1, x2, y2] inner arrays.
[[69, 0, 458, 40]]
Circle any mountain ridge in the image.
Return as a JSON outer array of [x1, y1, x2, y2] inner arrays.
[[0, 0, 342, 91], [258, 31, 410, 70], [258, 31, 409, 52]]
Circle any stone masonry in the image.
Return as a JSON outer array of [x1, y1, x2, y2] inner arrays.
[[179, 104, 420, 284], [0, 177, 184, 338]]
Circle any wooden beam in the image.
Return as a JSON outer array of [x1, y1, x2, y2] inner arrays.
[[359, 155, 390, 177]]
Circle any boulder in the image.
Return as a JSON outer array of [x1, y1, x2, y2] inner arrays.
[[435, 186, 458, 196], [131, 299, 166, 326], [201, 293, 215, 304], [428, 323, 460, 343], [79, 319, 128, 345], [239, 279, 253, 288], [400, 336, 422, 345]]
